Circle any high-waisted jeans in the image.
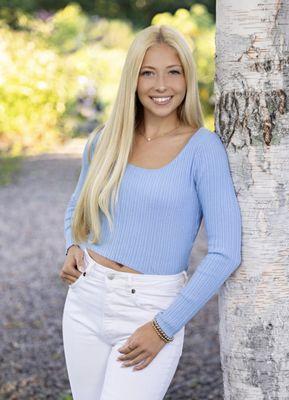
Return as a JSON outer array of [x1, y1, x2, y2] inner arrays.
[[62, 248, 189, 400]]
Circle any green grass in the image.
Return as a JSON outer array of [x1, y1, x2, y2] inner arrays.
[[58, 394, 72, 400], [0, 154, 23, 186]]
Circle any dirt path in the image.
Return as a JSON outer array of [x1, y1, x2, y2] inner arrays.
[[0, 138, 223, 399]]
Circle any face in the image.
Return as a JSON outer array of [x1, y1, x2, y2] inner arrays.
[[136, 43, 187, 119]]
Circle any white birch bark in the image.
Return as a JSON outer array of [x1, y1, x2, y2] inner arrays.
[[215, 0, 289, 398]]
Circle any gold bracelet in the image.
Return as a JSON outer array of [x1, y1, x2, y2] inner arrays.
[[152, 319, 174, 342], [151, 319, 174, 343]]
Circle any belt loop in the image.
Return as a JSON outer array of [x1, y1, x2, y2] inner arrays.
[[82, 262, 89, 276], [83, 247, 89, 266]]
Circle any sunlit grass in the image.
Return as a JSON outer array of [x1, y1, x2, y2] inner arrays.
[[58, 393, 72, 400], [0, 154, 23, 186]]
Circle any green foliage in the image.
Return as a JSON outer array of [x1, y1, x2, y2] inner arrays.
[[0, 2, 215, 158], [0, 154, 23, 185], [58, 393, 72, 400], [47, 3, 89, 52], [0, 4, 134, 156], [0, 0, 216, 29]]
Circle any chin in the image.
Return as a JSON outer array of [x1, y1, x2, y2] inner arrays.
[[147, 108, 175, 117]]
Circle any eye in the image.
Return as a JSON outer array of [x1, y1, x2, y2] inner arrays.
[[140, 69, 181, 76], [140, 71, 153, 76]]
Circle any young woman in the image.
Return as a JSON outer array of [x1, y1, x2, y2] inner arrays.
[[60, 24, 242, 400]]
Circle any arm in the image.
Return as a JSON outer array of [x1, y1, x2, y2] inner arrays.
[[64, 131, 101, 254], [154, 132, 242, 338]]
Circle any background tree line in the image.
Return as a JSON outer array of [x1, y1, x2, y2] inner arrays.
[[0, 2, 215, 160], [0, 0, 215, 28]]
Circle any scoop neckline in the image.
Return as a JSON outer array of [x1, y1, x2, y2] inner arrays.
[[127, 126, 204, 172]]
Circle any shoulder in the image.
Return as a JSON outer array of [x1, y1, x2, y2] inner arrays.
[[195, 128, 228, 159], [197, 127, 224, 148], [191, 128, 230, 182], [91, 124, 105, 146], [86, 124, 105, 162]]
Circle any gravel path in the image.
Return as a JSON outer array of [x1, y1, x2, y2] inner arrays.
[[0, 138, 223, 399]]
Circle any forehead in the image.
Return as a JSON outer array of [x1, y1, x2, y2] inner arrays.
[[141, 43, 181, 67]]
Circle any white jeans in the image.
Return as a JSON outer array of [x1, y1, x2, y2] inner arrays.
[[62, 248, 189, 400]]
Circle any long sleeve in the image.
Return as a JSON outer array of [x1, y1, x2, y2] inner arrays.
[[64, 133, 99, 254], [154, 132, 242, 338]]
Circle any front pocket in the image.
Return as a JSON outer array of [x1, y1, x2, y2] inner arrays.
[[135, 289, 179, 311], [69, 272, 85, 289]]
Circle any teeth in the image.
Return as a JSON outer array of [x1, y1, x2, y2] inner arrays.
[[151, 96, 172, 104]]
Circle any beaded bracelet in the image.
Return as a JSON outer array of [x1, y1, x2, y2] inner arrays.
[[151, 318, 174, 343], [65, 244, 81, 256]]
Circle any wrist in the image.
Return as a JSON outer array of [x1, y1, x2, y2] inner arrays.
[[65, 244, 80, 256], [151, 318, 174, 343]]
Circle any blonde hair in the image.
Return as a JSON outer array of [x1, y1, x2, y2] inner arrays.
[[71, 24, 204, 246]]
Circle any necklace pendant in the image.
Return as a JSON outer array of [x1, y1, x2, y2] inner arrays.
[[147, 137, 151, 141]]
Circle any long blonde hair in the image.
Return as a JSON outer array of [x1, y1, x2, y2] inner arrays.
[[71, 24, 204, 246]]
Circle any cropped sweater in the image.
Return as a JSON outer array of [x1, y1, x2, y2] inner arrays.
[[64, 127, 242, 338]]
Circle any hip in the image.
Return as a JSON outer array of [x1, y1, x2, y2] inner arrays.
[[67, 247, 189, 315]]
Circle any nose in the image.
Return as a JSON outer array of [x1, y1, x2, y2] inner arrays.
[[154, 73, 167, 92]]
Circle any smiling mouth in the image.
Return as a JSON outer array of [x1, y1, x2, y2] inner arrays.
[[150, 96, 173, 105]]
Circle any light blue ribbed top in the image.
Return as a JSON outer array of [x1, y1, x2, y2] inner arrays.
[[64, 127, 242, 337]]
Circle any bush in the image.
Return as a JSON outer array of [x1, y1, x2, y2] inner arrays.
[[0, 4, 134, 155], [0, 3, 215, 156]]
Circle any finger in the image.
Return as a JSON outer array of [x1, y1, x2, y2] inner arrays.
[[132, 356, 153, 371], [64, 262, 82, 278], [121, 351, 148, 367], [61, 275, 74, 285], [62, 271, 81, 283], [118, 343, 137, 354], [60, 275, 73, 285], [64, 270, 82, 281], [117, 348, 145, 361], [62, 260, 79, 276]]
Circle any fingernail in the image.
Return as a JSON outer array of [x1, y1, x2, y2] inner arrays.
[[78, 265, 85, 272]]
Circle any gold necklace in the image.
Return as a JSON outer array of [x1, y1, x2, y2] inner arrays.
[[138, 123, 181, 142]]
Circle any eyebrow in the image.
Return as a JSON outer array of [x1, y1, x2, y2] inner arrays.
[[140, 64, 183, 69]]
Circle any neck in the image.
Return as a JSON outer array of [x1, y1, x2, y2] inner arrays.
[[140, 114, 181, 139]]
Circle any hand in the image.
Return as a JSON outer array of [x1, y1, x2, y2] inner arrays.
[[116, 321, 167, 371], [59, 245, 85, 285]]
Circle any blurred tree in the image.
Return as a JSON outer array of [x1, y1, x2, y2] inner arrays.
[[0, 3, 215, 155], [0, 4, 134, 155], [0, 0, 216, 28]]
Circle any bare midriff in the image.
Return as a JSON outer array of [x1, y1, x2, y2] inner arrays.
[[87, 248, 143, 274]]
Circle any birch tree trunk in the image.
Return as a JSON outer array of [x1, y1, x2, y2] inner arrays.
[[215, 1, 289, 398]]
